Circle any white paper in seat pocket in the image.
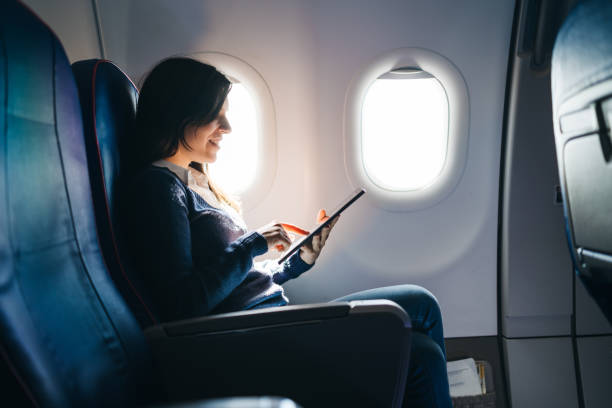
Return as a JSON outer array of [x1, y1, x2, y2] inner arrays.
[[446, 358, 483, 397]]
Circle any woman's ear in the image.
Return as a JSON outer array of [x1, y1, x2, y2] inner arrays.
[[179, 124, 197, 152]]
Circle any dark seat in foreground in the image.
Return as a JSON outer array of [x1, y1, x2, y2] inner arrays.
[[551, 0, 612, 324], [0, 2, 296, 407]]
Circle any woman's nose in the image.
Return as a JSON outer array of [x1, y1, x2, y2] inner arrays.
[[219, 116, 232, 134]]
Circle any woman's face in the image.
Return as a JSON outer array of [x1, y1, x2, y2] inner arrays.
[[184, 98, 232, 163]]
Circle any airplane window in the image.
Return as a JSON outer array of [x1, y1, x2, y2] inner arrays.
[[362, 71, 448, 191], [345, 48, 469, 211], [209, 82, 258, 195], [189, 51, 277, 211]]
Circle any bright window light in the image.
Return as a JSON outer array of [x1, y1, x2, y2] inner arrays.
[[209, 83, 258, 195], [361, 75, 449, 191]]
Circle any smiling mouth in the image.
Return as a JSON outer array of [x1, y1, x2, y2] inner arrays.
[[209, 140, 221, 148]]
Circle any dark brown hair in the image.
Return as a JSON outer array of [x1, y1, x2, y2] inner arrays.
[[133, 57, 231, 169], [133, 57, 240, 212]]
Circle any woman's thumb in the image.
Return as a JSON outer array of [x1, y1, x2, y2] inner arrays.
[[317, 209, 329, 224]]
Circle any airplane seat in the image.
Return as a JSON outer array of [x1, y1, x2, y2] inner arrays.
[[0, 2, 155, 406], [72, 59, 159, 328], [0, 1, 300, 407], [551, 0, 612, 324]]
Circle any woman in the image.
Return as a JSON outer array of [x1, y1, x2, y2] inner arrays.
[[123, 57, 452, 408]]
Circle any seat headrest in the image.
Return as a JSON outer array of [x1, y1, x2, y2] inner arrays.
[[72, 60, 138, 219], [552, 0, 612, 114], [72, 60, 158, 327]]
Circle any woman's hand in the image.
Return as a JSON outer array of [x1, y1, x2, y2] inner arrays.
[[256, 222, 294, 252], [299, 209, 339, 265]]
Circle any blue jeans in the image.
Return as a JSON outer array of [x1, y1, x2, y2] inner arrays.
[[335, 285, 452, 408]]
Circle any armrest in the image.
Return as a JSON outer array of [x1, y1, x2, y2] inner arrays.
[[147, 300, 408, 336], [150, 396, 300, 408], [145, 300, 411, 408]]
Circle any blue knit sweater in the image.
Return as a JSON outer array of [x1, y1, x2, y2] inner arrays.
[[122, 164, 312, 322]]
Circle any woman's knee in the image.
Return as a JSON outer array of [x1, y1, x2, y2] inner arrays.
[[394, 285, 442, 325], [413, 286, 442, 317], [333, 284, 443, 330]]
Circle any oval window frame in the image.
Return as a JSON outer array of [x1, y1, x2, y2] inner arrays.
[[344, 47, 469, 211], [189, 51, 277, 212]]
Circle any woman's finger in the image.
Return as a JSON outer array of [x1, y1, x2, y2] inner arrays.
[[276, 224, 292, 241], [275, 234, 291, 251], [321, 215, 339, 244], [271, 229, 291, 250], [320, 226, 331, 246], [281, 223, 310, 236], [317, 209, 329, 224], [279, 236, 291, 248], [312, 234, 321, 253], [301, 241, 314, 255]]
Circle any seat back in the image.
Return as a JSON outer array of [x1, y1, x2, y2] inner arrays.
[[551, 0, 612, 323], [0, 2, 154, 406], [72, 59, 158, 327]]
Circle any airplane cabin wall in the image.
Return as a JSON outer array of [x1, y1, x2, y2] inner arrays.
[[23, 0, 515, 338], [21, 0, 101, 62]]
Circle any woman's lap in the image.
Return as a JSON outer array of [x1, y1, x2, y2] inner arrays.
[[334, 284, 452, 408]]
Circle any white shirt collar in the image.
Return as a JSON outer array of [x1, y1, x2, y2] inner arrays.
[[151, 160, 229, 209], [151, 159, 190, 185]]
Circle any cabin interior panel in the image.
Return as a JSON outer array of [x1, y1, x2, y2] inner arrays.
[[504, 337, 579, 408], [21, 0, 101, 62]]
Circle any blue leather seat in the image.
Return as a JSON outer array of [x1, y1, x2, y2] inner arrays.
[[0, 2, 299, 407], [72, 59, 158, 328], [0, 2, 154, 406], [551, 0, 612, 323]]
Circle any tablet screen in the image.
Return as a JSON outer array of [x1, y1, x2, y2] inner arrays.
[[277, 188, 366, 264]]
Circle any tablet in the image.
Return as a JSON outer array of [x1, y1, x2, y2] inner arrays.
[[277, 188, 366, 264]]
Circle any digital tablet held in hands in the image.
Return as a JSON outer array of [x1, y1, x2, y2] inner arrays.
[[277, 188, 366, 264]]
